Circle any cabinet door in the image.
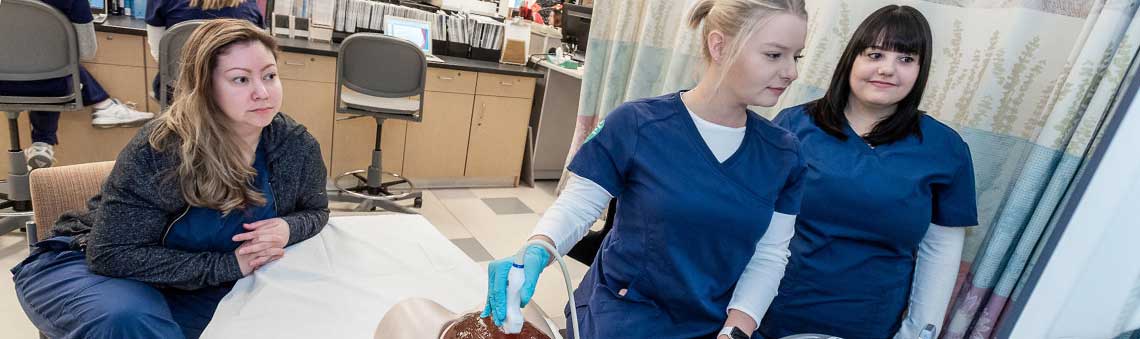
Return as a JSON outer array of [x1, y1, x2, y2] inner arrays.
[[278, 52, 336, 83], [402, 91, 474, 178], [51, 63, 148, 166], [90, 32, 145, 67], [331, 117, 406, 180], [465, 95, 532, 179], [280, 79, 335, 174]]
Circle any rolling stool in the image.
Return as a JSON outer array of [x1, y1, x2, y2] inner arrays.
[[0, 0, 86, 236], [333, 33, 426, 213]]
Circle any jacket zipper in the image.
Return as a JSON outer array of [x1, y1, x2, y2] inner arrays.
[[161, 206, 192, 246]]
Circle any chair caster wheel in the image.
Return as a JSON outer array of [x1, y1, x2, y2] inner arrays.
[[413, 197, 423, 208]]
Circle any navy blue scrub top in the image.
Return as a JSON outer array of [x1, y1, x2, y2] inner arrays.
[[163, 141, 277, 253], [567, 92, 805, 338], [43, 0, 94, 23], [759, 104, 978, 339], [146, 0, 264, 29], [0, 0, 92, 95]]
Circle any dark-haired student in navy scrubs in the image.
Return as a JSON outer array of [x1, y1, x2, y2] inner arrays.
[[759, 5, 978, 339]]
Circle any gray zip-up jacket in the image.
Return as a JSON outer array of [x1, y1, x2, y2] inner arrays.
[[50, 113, 329, 290]]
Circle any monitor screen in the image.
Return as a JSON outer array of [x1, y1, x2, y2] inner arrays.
[[385, 17, 432, 55], [90, 0, 105, 10], [562, 4, 591, 53]]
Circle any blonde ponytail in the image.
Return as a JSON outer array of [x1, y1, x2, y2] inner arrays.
[[688, 0, 716, 29], [189, 0, 244, 11]]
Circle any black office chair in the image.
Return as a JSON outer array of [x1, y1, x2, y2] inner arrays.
[[566, 198, 615, 266], [0, 0, 85, 235], [332, 33, 425, 213]]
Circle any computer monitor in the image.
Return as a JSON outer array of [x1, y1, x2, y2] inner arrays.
[[561, 4, 591, 54], [384, 17, 432, 56], [89, 0, 106, 13]]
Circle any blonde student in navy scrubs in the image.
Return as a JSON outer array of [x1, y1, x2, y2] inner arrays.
[[146, 0, 264, 101], [482, 1, 811, 338], [759, 5, 978, 339]]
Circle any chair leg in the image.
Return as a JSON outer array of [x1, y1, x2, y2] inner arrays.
[[2, 112, 32, 212], [330, 116, 423, 213], [366, 118, 384, 189]]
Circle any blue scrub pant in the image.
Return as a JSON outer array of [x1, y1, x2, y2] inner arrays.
[[563, 304, 725, 339], [152, 74, 175, 106], [0, 66, 110, 145], [10, 238, 229, 339]]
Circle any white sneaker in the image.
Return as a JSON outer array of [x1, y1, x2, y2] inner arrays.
[[24, 142, 55, 170], [91, 99, 155, 128]]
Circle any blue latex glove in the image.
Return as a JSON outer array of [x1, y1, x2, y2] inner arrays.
[[480, 244, 551, 326]]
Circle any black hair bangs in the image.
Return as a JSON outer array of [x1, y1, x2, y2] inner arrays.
[[852, 8, 931, 58]]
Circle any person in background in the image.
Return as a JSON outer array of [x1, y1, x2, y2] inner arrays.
[[482, 0, 810, 338], [759, 5, 978, 339], [146, 0, 264, 105], [0, 0, 156, 169], [10, 19, 328, 339]]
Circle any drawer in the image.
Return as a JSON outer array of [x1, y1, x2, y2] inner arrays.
[[277, 52, 336, 83], [425, 68, 477, 94], [90, 32, 145, 67], [476, 73, 536, 99]]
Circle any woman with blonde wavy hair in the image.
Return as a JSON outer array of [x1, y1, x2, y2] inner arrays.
[[481, 1, 809, 338], [11, 19, 328, 339]]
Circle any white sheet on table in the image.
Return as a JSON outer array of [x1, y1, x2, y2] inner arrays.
[[202, 215, 488, 339]]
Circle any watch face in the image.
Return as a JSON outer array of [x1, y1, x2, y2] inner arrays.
[[730, 327, 750, 339]]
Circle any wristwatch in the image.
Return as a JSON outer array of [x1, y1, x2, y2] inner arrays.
[[718, 326, 750, 339]]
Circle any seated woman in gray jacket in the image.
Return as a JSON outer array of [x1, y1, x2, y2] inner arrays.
[[10, 19, 329, 339]]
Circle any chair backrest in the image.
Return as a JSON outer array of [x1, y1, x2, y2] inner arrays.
[[158, 20, 207, 113], [337, 33, 427, 99], [0, 0, 83, 110], [29, 161, 116, 242]]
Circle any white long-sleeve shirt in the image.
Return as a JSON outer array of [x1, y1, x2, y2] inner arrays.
[[894, 224, 965, 339], [147, 25, 165, 62]]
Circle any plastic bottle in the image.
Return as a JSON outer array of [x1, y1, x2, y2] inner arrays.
[[502, 260, 525, 334]]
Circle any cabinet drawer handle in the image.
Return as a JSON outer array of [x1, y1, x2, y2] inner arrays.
[[499, 81, 514, 86], [285, 61, 306, 66], [437, 76, 455, 80], [105, 35, 114, 41]]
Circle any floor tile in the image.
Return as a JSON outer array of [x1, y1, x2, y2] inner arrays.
[[450, 238, 494, 262], [417, 191, 472, 239], [0, 233, 37, 338], [432, 189, 477, 200], [470, 182, 558, 214], [482, 197, 534, 215], [456, 212, 540, 260]]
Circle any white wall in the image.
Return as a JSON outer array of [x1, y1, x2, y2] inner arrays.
[[1009, 89, 1140, 338]]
